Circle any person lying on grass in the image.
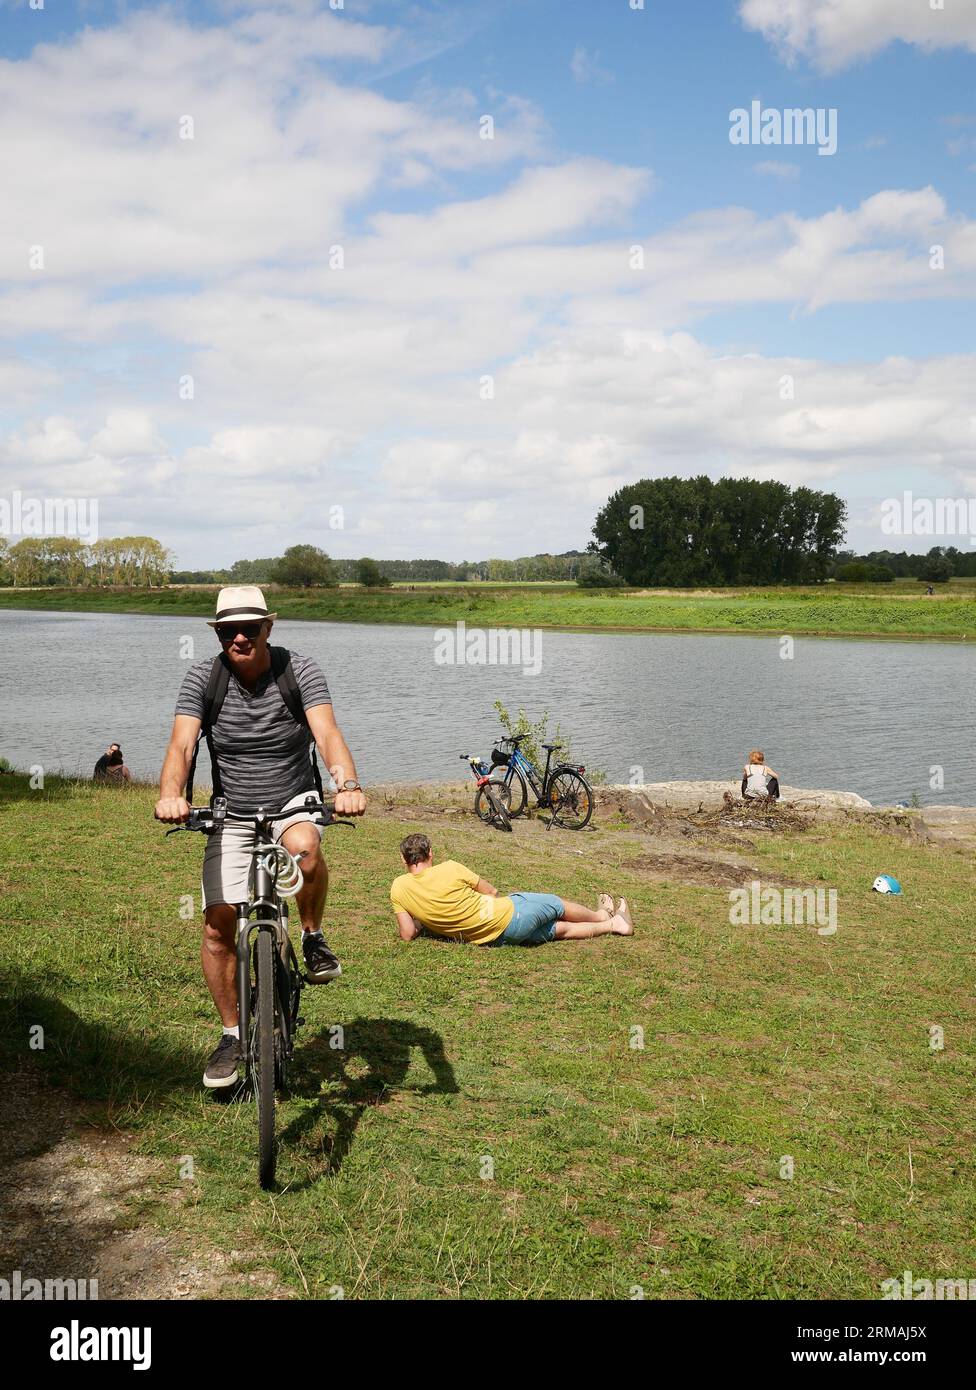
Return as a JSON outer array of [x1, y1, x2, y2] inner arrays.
[[390, 833, 634, 947]]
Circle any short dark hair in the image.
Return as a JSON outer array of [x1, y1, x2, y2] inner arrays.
[[400, 833, 432, 866]]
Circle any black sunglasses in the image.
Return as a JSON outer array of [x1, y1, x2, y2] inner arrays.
[[216, 622, 265, 643]]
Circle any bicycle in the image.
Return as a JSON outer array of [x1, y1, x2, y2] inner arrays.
[[166, 794, 351, 1188], [460, 753, 513, 832], [487, 735, 594, 830]]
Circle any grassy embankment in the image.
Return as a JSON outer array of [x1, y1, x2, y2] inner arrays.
[[0, 580, 974, 639], [2, 774, 974, 1298]]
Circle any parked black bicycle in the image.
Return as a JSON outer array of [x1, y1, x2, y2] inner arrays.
[[166, 794, 351, 1188], [461, 753, 513, 832], [485, 734, 594, 830]]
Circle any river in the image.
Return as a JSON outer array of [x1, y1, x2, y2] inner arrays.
[[3, 609, 974, 806]]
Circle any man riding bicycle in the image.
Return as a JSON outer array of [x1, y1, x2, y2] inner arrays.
[[154, 586, 366, 1089]]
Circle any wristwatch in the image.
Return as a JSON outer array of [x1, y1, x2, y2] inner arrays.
[[341, 780, 362, 792]]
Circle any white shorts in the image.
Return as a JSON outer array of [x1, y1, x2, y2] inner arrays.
[[200, 791, 324, 909]]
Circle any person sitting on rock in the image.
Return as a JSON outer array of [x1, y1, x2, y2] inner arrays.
[[741, 749, 780, 801]]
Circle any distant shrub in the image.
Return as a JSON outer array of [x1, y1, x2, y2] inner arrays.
[[357, 558, 390, 588], [836, 562, 895, 583], [918, 558, 952, 584]]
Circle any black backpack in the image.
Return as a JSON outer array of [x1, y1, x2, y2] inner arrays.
[[185, 646, 324, 804]]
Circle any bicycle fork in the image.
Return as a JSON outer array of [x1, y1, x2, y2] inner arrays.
[[236, 900, 294, 1073]]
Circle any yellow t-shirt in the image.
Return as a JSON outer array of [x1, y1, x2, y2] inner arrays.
[[390, 860, 514, 945]]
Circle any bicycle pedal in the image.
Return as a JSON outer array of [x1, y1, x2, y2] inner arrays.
[[296, 1016, 305, 1026]]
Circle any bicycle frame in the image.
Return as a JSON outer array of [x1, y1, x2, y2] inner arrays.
[[504, 744, 557, 803], [235, 826, 302, 1076]]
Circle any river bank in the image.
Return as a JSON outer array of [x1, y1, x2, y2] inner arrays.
[[369, 779, 976, 843], [1, 582, 973, 639], [16, 769, 975, 837]]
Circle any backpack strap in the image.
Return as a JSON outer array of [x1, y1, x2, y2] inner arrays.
[[185, 654, 231, 805], [269, 646, 305, 723], [269, 646, 324, 797]]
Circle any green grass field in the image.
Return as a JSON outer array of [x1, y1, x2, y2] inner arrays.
[[2, 774, 974, 1299], [1, 579, 974, 639]]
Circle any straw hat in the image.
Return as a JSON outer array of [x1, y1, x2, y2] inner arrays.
[[206, 585, 277, 628]]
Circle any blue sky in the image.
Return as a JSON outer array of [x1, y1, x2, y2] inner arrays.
[[2, 0, 975, 564]]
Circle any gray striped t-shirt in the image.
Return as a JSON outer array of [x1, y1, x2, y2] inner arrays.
[[176, 650, 331, 811]]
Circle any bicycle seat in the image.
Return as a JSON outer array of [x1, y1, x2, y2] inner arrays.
[[541, 742, 563, 751]]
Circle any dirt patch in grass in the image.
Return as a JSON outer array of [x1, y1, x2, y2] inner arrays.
[[620, 851, 759, 889], [0, 1067, 289, 1300]]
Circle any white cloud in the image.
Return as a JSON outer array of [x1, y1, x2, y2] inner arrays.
[[570, 45, 613, 86], [0, 355, 58, 398], [13, 417, 87, 466], [367, 159, 647, 259], [755, 160, 800, 179], [0, 8, 543, 286], [90, 411, 166, 460], [740, 0, 976, 71]]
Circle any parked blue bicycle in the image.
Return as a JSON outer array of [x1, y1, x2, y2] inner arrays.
[[483, 734, 594, 830]]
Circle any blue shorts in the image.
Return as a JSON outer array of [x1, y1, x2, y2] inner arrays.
[[493, 892, 565, 946]]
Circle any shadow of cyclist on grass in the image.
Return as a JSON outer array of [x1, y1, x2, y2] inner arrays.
[[0, 976, 203, 1290], [281, 1016, 458, 1180]]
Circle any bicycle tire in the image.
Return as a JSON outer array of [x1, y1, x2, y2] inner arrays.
[[547, 769, 594, 831], [273, 946, 289, 1092], [254, 929, 277, 1189], [477, 781, 512, 832], [475, 772, 524, 822], [489, 784, 513, 831], [502, 767, 528, 818]]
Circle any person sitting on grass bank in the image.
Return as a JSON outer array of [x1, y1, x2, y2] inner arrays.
[[93, 742, 121, 780], [390, 833, 633, 947], [741, 749, 780, 801], [95, 747, 131, 784], [104, 748, 131, 783]]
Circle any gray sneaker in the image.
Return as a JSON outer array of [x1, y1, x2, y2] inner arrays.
[[302, 933, 342, 982], [203, 1034, 240, 1089]]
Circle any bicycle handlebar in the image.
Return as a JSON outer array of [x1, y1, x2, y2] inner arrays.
[[164, 795, 351, 836]]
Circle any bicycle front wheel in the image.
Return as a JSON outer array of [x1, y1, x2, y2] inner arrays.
[[253, 929, 277, 1189], [475, 772, 524, 823], [548, 769, 594, 830], [502, 767, 528, 818], [475, 782, 512, 832]]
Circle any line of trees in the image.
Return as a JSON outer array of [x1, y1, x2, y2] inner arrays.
[[833, 547, 976, 583], [0, 536, 172, 587], [169, 550, 600, 586], [5, 521, 972, 592], [0, 535, 598, 589]]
